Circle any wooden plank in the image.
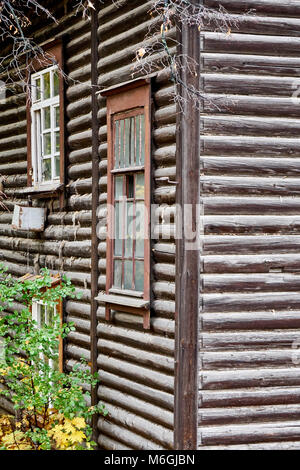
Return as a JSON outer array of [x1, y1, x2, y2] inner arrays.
[[174, 18, 200, 451]]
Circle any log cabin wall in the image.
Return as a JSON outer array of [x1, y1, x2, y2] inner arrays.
[[199, 0, 300, 449], [0, 5, 93, 413], [96, 1, 176, 450]]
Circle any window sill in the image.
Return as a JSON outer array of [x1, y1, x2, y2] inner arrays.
[[96, 293, 150, 329], [22, 182, 64, 199]]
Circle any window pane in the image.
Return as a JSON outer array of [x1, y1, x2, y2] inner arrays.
[[127, 175, 134, 199], [53, 71, 59, 97], [43, 159, 52, 182], [135, 173, 144, 199], [113, 260, 122, 288], [55, 156, 60, 178], [140, 114, 145, 165], [124, 260, 133, 290], [130, 117, 135, 166], [135, 116, 140, 165], [55, 106, 60, 128], [55, 132, 60, 153], [115, 176, 123, 200], [124, 118, 130, 167], [40, 304, 46, 326], [35, 78, 41, 101], [135, 202, 145, 258], [43, 107, 51, 130], [125, 202, 133, 258], [114, 202, 122, 256], [43, 72, 50, 100], [43, 133, 51, 156], [135, 261, 144, 292], [119, 120, 124, 168], [114, 120, 120, 169]]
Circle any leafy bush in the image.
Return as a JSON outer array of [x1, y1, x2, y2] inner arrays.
[[0, 266, 106, 450]]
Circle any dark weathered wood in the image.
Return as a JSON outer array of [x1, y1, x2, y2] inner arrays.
[[174, 14, 200, 450], [90, 0, 100, 446]]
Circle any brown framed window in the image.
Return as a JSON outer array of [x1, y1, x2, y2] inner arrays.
[[101, 81, 151, 329], [26, 41, 65, 200]]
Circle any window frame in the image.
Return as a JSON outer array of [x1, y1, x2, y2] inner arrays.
[[26, 40, 65, 200], [32, 298, 63, 373], [104, 82, 151, 328]]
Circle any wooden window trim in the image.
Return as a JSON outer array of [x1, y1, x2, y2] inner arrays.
[[101, 83, 151, 329], [26, 40, 65, 206]]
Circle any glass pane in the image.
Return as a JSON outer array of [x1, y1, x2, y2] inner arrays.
[[130, 117, 135, 166], [124, 260, 133, 290], [114, 202, 122, 256], [43, 159, 52, 182], [55, 156, 60, 178], [135, 202, 145, 258], [35, 78, 41, 101], [135, 261, 144, 292], [40, 304, 46, 326], [55, 106, 60, 128], [136, 173, 144, 199], [127, 175, 134, 199], [124, 118, 130, 167], [55, 132, 60, 153], [135, 116, 140, 165], [43, 133, 51, 156], [119, 120, 124, 168], [43, 107, 51, 130], [115, 176, 123, 200], [114, 120, 120, 169], [140, 114, 145, 165], [43, 72, 50, 100], [125, 202, 133, 258], [113, 260, 122, 288], [53, 71, 59, 97]]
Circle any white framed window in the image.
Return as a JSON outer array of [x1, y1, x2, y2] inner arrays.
[[32, 301, 60, 372], [31, 65, 61, 186]]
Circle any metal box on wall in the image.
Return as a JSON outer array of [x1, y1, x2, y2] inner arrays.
[[12, 205, 46, 232]]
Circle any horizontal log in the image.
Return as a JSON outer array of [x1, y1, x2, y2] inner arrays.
[[100, 369, 174, 412], [98, 339, 174, 374], [202, 31, 300, 56], [203, 272, 300, 292], [201, 386, 300, 409], [202, 367, 300, 390], [202, 52, 300, 77], [204, 253, 300, 273], [202, 176, 300, 197], [203, 292, 300, 312], [202, 135, 300, 157], [203, 73, 300, 97], [202, 157, 300, 177], [202, 330, 300, 349], [203, 196, 300, 215], [201, 310, 300, 331], [205, 215, 300, 234], [97, 354, 174, 394], [202, 114, 300, 138], [200, 404, 300, 426], [97, 401, 173, 449], [98, 385, 173, 428], [202, 349, 300, 369], [204, 235, 300, 255], [199, 421, 300, 446]]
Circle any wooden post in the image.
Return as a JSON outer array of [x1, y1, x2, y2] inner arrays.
[[174, 10, 201, 450], [91, 0, 100, 447]]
